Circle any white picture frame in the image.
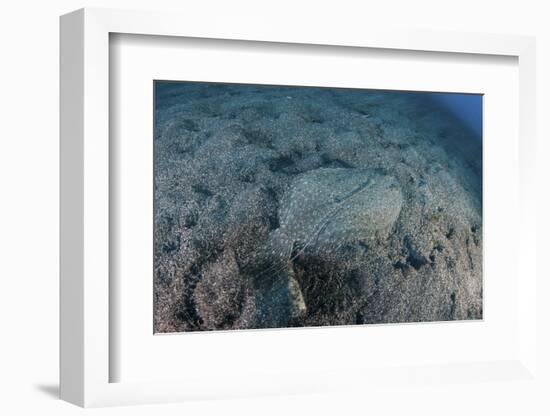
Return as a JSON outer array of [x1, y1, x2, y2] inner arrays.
[[60, 7, 537, 407]]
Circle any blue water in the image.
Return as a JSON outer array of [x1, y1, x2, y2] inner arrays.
[[431, 93, 483, 139]]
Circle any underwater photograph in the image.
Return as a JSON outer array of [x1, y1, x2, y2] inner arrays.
[[153, 81, 483, 333]]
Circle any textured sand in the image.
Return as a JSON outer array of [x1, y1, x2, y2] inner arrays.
[[153, 82, 483, 332]]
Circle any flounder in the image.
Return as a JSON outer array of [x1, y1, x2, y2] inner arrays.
[[252, 168, 403, 323]]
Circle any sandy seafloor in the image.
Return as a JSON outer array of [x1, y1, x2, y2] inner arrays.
[[153, 82, 483, 333]]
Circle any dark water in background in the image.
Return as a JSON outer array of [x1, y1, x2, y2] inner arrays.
[[156, 82, 483, 138], [431, 93, 483, 139]]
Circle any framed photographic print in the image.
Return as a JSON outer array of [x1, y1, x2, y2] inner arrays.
[[60, 8, 538, 407]]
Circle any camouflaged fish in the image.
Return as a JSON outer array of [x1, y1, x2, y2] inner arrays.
[[251, 167, 403, 319]]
